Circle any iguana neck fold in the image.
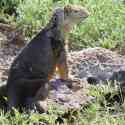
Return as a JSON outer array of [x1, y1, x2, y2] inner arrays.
[[45, 8, 66, 42]]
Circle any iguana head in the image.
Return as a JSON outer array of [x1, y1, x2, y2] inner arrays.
[[47, 5, 89, 40], [53, 5, 89, 32]]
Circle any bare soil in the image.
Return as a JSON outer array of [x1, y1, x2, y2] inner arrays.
[[1, 24, 125, 110]]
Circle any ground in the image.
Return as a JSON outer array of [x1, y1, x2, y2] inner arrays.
[[0, 24, 125, 113]]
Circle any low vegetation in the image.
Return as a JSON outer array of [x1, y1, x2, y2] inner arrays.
[[0, 84, 124, 125], [0, 0, 125, 48]]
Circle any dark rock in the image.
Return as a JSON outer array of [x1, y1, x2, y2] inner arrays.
[[110, 70, 125, 84], [87, 76, 99, 85]]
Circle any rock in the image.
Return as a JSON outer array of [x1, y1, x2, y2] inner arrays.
[[48, 78, 88, 109], [0, 23, 25, 48], [68, 47, 125, 85], [110, 70, 125, 84]]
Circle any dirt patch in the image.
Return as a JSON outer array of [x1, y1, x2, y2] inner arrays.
[[1, 24, 125, 110]]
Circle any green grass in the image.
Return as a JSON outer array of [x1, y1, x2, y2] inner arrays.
[[16, 0, 125, 49], [0, 0, 125, 49], [0, 83, 124, 125]]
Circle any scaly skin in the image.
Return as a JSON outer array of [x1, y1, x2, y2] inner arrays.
[[47, 5, 89, 80], [5, 5, 89, 113]]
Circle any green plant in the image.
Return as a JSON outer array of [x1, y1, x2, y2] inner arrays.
[[0, 0, 22, 15], [69, 0, 125, 49], [16, 0, 53, 37]]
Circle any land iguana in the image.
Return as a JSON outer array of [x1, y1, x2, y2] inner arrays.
[[5, 5, 89, 112]]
